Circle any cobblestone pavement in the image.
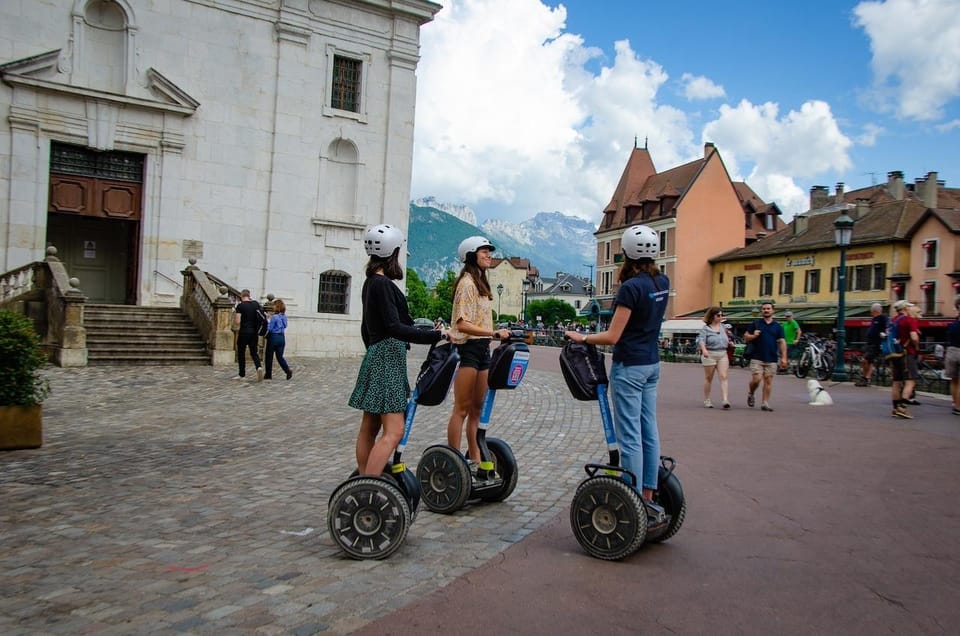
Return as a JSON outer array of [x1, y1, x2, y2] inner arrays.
[[1, 345, 610, 635], [3, 347, 958, 635]]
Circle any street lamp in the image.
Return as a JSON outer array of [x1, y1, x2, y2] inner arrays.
[[521, 279, 530, 322], [496, 283, 503, 319], [832, 212, 855, 382]]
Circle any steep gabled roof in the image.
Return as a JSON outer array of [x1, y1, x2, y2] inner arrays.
[[710, 198, 927, 262], [601, 147, 657, 223]]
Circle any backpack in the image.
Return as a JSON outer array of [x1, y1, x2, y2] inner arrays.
[[414, 342, 460, 406], [881, 316, 904, 359], [256, 306, 268, 337], [559, 341, 608, 401]]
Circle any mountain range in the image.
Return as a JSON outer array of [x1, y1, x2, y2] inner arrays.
[[407, 201, 598, 286]]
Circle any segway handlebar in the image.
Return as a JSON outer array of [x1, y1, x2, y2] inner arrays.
[[493, 325, 534, 345]]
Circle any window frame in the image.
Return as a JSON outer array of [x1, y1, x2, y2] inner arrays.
[[317, 270, 351, 314], [778, 271, 793, 296], [323, 45, 370, 123], [759, 273, 773, 297], [733, 276, 746, 298], [804, 269, 820, 294]]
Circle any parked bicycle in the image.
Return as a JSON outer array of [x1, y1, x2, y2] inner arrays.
[[793, 334, 834, 381], [845, 349, 891, 386]]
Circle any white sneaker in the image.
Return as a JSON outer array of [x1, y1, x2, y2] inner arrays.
[[256, 367, 265, 382], [703, 399, 713, 408]]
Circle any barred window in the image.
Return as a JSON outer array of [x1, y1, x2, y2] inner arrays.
[[318, 270, 350, 314], [332, 55, 362, 113]]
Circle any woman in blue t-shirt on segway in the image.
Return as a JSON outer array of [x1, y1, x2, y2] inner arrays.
[[563, 224, 676, 559]]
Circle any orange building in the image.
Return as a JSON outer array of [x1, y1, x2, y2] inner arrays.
[[589, 142, 782, 321]]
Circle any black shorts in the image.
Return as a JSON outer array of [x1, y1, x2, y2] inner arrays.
[[890, 354, 919, 382], [457, 338, 492, 370], [864, 344, 883, 364]]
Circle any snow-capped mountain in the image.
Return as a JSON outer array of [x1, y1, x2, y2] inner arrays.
[[411, 196, 478, 226], [408, 200, 597, 285]]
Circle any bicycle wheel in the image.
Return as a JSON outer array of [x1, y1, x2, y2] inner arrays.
[[794, 352, 810, 378], [816, 354, 833, 381]]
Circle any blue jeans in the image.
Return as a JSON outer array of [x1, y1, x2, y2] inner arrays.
[[264, 333, 290, 378], [610, 361, 661, 491]]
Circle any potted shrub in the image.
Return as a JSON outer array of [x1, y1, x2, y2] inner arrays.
[[0, 309, 50, 449]]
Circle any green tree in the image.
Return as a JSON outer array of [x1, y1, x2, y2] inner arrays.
[[525, 298, 576, 326], [405, 268, 431, 318], [428, 270, 458, 321]]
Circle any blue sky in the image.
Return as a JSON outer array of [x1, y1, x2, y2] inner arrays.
[[410, 0, 960, 224]]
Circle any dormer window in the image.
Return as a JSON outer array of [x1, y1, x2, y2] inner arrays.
[[764, 213, 774, 231]]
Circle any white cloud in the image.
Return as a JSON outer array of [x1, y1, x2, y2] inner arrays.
[[412, 0, 854, 224], [702, 99, 853, 216], [936, 119, 960, 132], [856, 122, 884, 146], [853, 0, 960, 120], [680, 73, 726, 100]]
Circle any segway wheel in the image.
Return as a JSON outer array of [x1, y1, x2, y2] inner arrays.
[[416, 446, 471, 514], [396, 468, 421, 521], [646, 465, 687, 544], [569, 476, 646, 560], [476, 437, 518, 503], [327, 477, 411, 560]]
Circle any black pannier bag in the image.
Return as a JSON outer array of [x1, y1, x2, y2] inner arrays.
[[559, 341, 608, 401], [414, 342, 460, 406]]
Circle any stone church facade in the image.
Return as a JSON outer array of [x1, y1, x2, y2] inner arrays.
[[0, 0, 440, 356]]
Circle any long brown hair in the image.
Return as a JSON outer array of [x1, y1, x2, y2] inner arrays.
[[453, 252, 493, 299], [273, 298, 286, 314], [365, 248, 403, 280], [618, 257, 661, 284]]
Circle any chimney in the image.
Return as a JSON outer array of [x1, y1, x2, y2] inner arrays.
[[855, 198, 870, 219], [921, 171, 938, 209], [887, 170, 905, 200], [810, 185, 830, 210], [704, 142, 715, 158], [835, 182, 845, 204]]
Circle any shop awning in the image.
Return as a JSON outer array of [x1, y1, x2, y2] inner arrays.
[[660, 319, 707, 334], [679, 304, 875, 326]]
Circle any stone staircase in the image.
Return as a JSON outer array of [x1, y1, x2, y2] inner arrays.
[[85, 304, 210, 366]]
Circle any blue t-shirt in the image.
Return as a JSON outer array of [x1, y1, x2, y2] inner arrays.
[[747, 318, 785, 363], [947, 318, 960, 348], [612, 272, 670, 365]]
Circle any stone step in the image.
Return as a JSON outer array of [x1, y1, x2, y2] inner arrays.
[[83, 303, 212, 366]]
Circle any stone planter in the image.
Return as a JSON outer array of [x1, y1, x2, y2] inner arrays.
[[0, 404, 43, 450]]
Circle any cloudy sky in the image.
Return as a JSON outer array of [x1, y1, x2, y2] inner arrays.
[[409, 0, 960, 224]]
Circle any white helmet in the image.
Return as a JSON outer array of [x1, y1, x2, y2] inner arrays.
[[458, 236, 495, 263], [364, 224, 404, 258], [621, 224, 659, 260]]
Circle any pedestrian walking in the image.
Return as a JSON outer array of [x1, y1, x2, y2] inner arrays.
[[889, 300, 920, 419], [945, 295, 960, 416], [697, 306, 731, 409], [263, 298, 292, 380], [233, 289, 264, 381], [856, 302, 888, 386], [744, 302, 787, 411]]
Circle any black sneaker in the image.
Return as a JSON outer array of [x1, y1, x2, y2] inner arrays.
[[904, 398, 921, 406], [747, 393, 755, 408]]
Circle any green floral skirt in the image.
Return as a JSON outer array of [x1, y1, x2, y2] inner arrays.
[[348, 338, 410, 414]]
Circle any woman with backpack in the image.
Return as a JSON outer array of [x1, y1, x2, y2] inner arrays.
[[445, 236, 511, 469], [349, 224, 447, 475], [562, 225, 669, 518]]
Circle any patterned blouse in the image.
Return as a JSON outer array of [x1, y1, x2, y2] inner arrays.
[[449, 275, 493, 345]]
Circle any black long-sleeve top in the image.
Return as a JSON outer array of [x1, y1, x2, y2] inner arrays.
[[360, 275, 442, 349]]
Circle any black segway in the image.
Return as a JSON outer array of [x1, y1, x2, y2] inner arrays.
[[560, 341, 686, 560], [327, 341, 459, 559], [416, 329, 532, 514]]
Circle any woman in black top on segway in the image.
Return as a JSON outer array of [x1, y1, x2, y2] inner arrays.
[[348, 224, 447, 475]]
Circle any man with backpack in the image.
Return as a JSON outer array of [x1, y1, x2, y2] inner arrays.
[[889, 300, 920, 419], [233, 289, 265, 382]]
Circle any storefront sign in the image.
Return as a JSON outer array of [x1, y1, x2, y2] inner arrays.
[[785, 256, 814, 267], [744, 264, 762, 271]]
